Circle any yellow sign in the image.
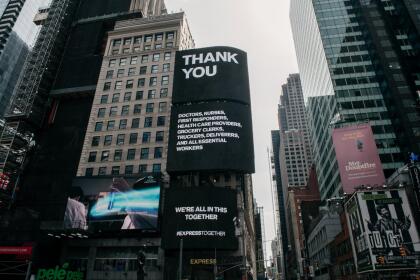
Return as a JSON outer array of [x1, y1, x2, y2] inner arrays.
[[190, 258, 216, 265]]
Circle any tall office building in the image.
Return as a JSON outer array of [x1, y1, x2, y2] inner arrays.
[[77, 13, 194, 178], [0, 0, 49, 115], [290, 0, 420, 200], [278, 74, 312, 188]]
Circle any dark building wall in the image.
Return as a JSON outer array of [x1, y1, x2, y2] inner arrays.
[[76, 0, 132, 20], [18, 95, 93, 221]]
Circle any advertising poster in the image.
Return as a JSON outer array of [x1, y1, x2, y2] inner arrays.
[[167, 101, 254, 173], [161, 186, 238, 250], [172, 46, 250, 105], [332, 124, 385, 193], [346, 189, 420, 273], [64, 176, 161, 231]]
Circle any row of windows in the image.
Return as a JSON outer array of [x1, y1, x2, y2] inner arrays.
[[91, 131, 164, 147], [106, 63, 171, 79], [86, 163, 162, 177], [88, 147, 163, 163], [103, 76, 169, 91], [111, 41, 175, 54], [334, 75, 377, 86], [94, 116, 166, 131], [112, 32, 175, 47], [97, 102, 167, 117], [100, 89, 168, 104], [108, 53, 171, 67]]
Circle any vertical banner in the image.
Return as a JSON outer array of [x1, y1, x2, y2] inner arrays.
[[346, 189, 420, 273], [332, 124, 385, 193]]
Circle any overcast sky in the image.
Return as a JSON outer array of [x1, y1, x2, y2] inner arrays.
[[166, 0, 299, 259]]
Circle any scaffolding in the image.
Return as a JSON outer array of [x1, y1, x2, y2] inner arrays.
[[0, 0, 77, 209]]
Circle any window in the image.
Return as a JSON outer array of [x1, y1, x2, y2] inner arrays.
[[146, 103, 154, 113], [133, 104, 141, 114], [163, 63, 170, 72], [166, 32, 174, 40], [138, 78, 145, 87], [119, 119, 127, 129], [95, 122, 103, 131], [129, 133, 138, 144], [152, 53, 160, 62], [119, 58, 127, 66], [98, 167, 107, 175], [124, 92, 132, 102], [136, 91, 143, 100], [113, 39, 121, 47], [109, 59, 116, 67], [156, 131, 164, 142], [139, 164, 147, 173], [134, 36, 142, 44], [117, 134, 125, 145], [139, 66, 147, 75], [144, 45, 151, 51], [109, 106, 117, 117], [152, 164, 161, 173], [158, 102, 167, 112], [104, 135, 112, 146], [157, 116, 165, 126], [132, 118, 140, 128], [144, 35, 153, 42], [114, 149, 122, 161], [148, 89, 156, 99], [111, 166, 120, 175], [101, 151, 110, 162], [144, 117, 152, 127], [164, 52, 171, 60], [88, 152, 97, 162], [130, 56, 137, 64], [126, 80, 134, 89], [112, 93, 120, 103], [128, 67, 136, 76], [151, 65, 158, 73], [155, 43, 162, 49], [85, 168, 93, 177], [100, 95, 108, 104], [140, 148, 149, 159], [97, 108, 106, 118], [134, 46, 141, 52], [107, 120, 115, 130], [166, 42, 173, 48], [141, 55, 148, 63], [160, 88, 168, 97], [91, 136, 100, 146], [106, 70, 113, 79], [103, 82, 111, 91], [142, 132, 151, 143], [149, 77, 157, 86], [111, 49, 119, 55], [121, 105, 129, 116], [127, 149, 136, 160], [161, 76, 169, 85], [155, 33, 163, 40], [115, 81, 122, 90], [154, 147, 163, 158], [125, 165, 134, 175], [117, 69, 124, 77], [122, 48, 129, 54]]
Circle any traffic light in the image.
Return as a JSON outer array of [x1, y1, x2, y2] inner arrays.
[[399, 246, 406, 256], [377, 256, 385, 265]]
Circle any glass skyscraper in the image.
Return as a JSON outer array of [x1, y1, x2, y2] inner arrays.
[[289, 0, 419, 200]]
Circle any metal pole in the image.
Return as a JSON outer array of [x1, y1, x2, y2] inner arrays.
[[214, 248, 217, 280], [25, 261, 32, 280], [178, 239, 183, 280]]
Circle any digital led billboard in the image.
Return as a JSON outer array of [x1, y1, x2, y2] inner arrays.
[[64, 176, 161, 231], [345, 189, 420, 273], [167, 101, 254, 173], [172, 46, 250, 105], [161, 186, 238, 250], [332, 124, 385, 193]]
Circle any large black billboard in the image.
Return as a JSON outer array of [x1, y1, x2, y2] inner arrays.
[[167, 101, 254, 173], [162, 186, 238, 250], [172, 46, 250, 104]]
